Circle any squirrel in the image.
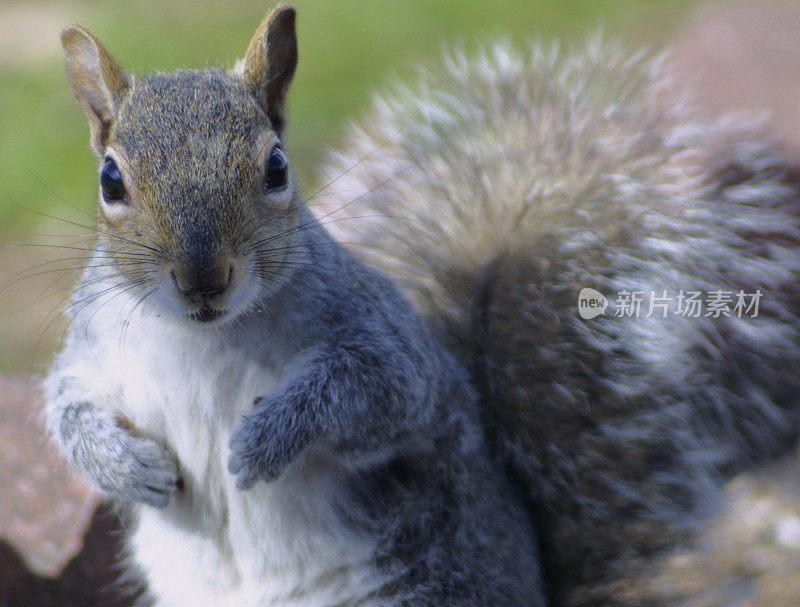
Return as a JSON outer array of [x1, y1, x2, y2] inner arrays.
[[43, 4, 800, 607]]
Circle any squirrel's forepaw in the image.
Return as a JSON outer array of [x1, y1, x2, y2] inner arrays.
[[227, 395, 310, 490], [101, 433, 181, 508]]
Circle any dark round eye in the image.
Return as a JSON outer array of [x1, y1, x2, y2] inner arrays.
[[100, 158, 126, 203], [265, 146, 289, 192]]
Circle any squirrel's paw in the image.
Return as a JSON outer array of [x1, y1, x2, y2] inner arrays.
[[227, 395, 310, 489], [89, 430, 181, 508]]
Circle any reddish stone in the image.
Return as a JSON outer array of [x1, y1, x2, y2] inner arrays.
[[0, 374, 98, 576], [672, 0, 800, 159]]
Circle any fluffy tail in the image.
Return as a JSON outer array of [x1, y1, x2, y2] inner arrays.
[[315, 38, 800, 604]]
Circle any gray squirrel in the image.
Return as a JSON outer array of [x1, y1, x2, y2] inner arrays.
[[44, 4, 800, 606]]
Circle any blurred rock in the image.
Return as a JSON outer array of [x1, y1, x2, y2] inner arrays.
[[623, 456, 800, 606], [0, 374, 97, 576], [672, 0, 800, 158], [0, 374, 141, 606], [0, 503, 141, 607]]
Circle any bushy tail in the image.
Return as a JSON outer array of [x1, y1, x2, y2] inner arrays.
[[315, 38, 800, 604]]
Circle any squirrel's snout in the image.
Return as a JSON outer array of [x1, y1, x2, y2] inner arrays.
[[170, 263, 233, 305]]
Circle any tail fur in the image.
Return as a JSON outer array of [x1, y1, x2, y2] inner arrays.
[[314, 38, 800, 604]]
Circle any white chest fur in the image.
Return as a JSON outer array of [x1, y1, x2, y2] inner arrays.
[[87, 310, 385, 607]]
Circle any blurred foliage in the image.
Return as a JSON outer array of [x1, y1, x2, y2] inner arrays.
[[0, 0, 700, 229]]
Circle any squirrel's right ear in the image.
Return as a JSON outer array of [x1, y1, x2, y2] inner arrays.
[[61, 25, 130, 156], [239, 5, 297, 135]]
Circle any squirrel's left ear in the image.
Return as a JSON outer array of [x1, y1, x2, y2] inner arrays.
[[61, 25, 130, 156], [239, 4, 297, 135]]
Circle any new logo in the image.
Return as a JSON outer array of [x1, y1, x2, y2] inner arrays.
[[578, 288, 608, 319]]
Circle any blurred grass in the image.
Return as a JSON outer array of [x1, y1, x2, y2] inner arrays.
[[0, 0, 702, 372]]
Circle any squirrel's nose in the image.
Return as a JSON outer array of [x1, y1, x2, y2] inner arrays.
[[170, 264, 233, 303]]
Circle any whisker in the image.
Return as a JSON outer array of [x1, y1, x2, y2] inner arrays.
[[38, 276, 150, 373], [118, 284, 159, 360], [245, 170, 412, 258], [1, 258, 157, 295], [305, 131, 400, 202], [25, 168, 95, 219], [23, 269, 151, 313], [0, 199, 167, 259]]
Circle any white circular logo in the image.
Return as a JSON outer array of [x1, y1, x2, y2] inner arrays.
[[578, 288, 608, 319]]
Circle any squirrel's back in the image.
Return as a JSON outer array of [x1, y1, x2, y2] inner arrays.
[[317, 39, 800, 604]]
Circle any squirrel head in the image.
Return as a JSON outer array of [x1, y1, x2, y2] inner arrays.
[[61, 5, 301, 325]]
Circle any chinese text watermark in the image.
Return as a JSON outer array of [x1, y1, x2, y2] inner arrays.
[[577, 288, 762, 320]]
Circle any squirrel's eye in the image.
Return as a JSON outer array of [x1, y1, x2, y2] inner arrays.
[[100, 159, 126, 203], [265, 147, 289, 192]]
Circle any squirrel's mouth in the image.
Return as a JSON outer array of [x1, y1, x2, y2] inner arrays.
[[188, 306, 225, 323]]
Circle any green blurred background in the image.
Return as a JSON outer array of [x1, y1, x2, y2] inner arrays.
[[0, 0, 749, 372]]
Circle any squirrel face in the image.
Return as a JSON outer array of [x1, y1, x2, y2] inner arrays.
[[61, 5, 299, 325]]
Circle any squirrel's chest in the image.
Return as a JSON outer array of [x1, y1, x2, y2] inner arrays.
[[113, 323, 283, 488], [100, 322, 383, 606]]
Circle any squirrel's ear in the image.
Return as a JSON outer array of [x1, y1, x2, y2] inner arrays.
[[239, 5, 297, 134], [61, 25, 130, 156]]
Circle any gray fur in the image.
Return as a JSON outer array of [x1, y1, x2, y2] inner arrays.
[[47, 16, 800, 605], [318, 40, 800, 604], [49, 207, 547, 604], [222, 214, 547, 603], [64, 401, 179, 507], [47, 54, 547, 603], [49, 383, 180, 508]]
